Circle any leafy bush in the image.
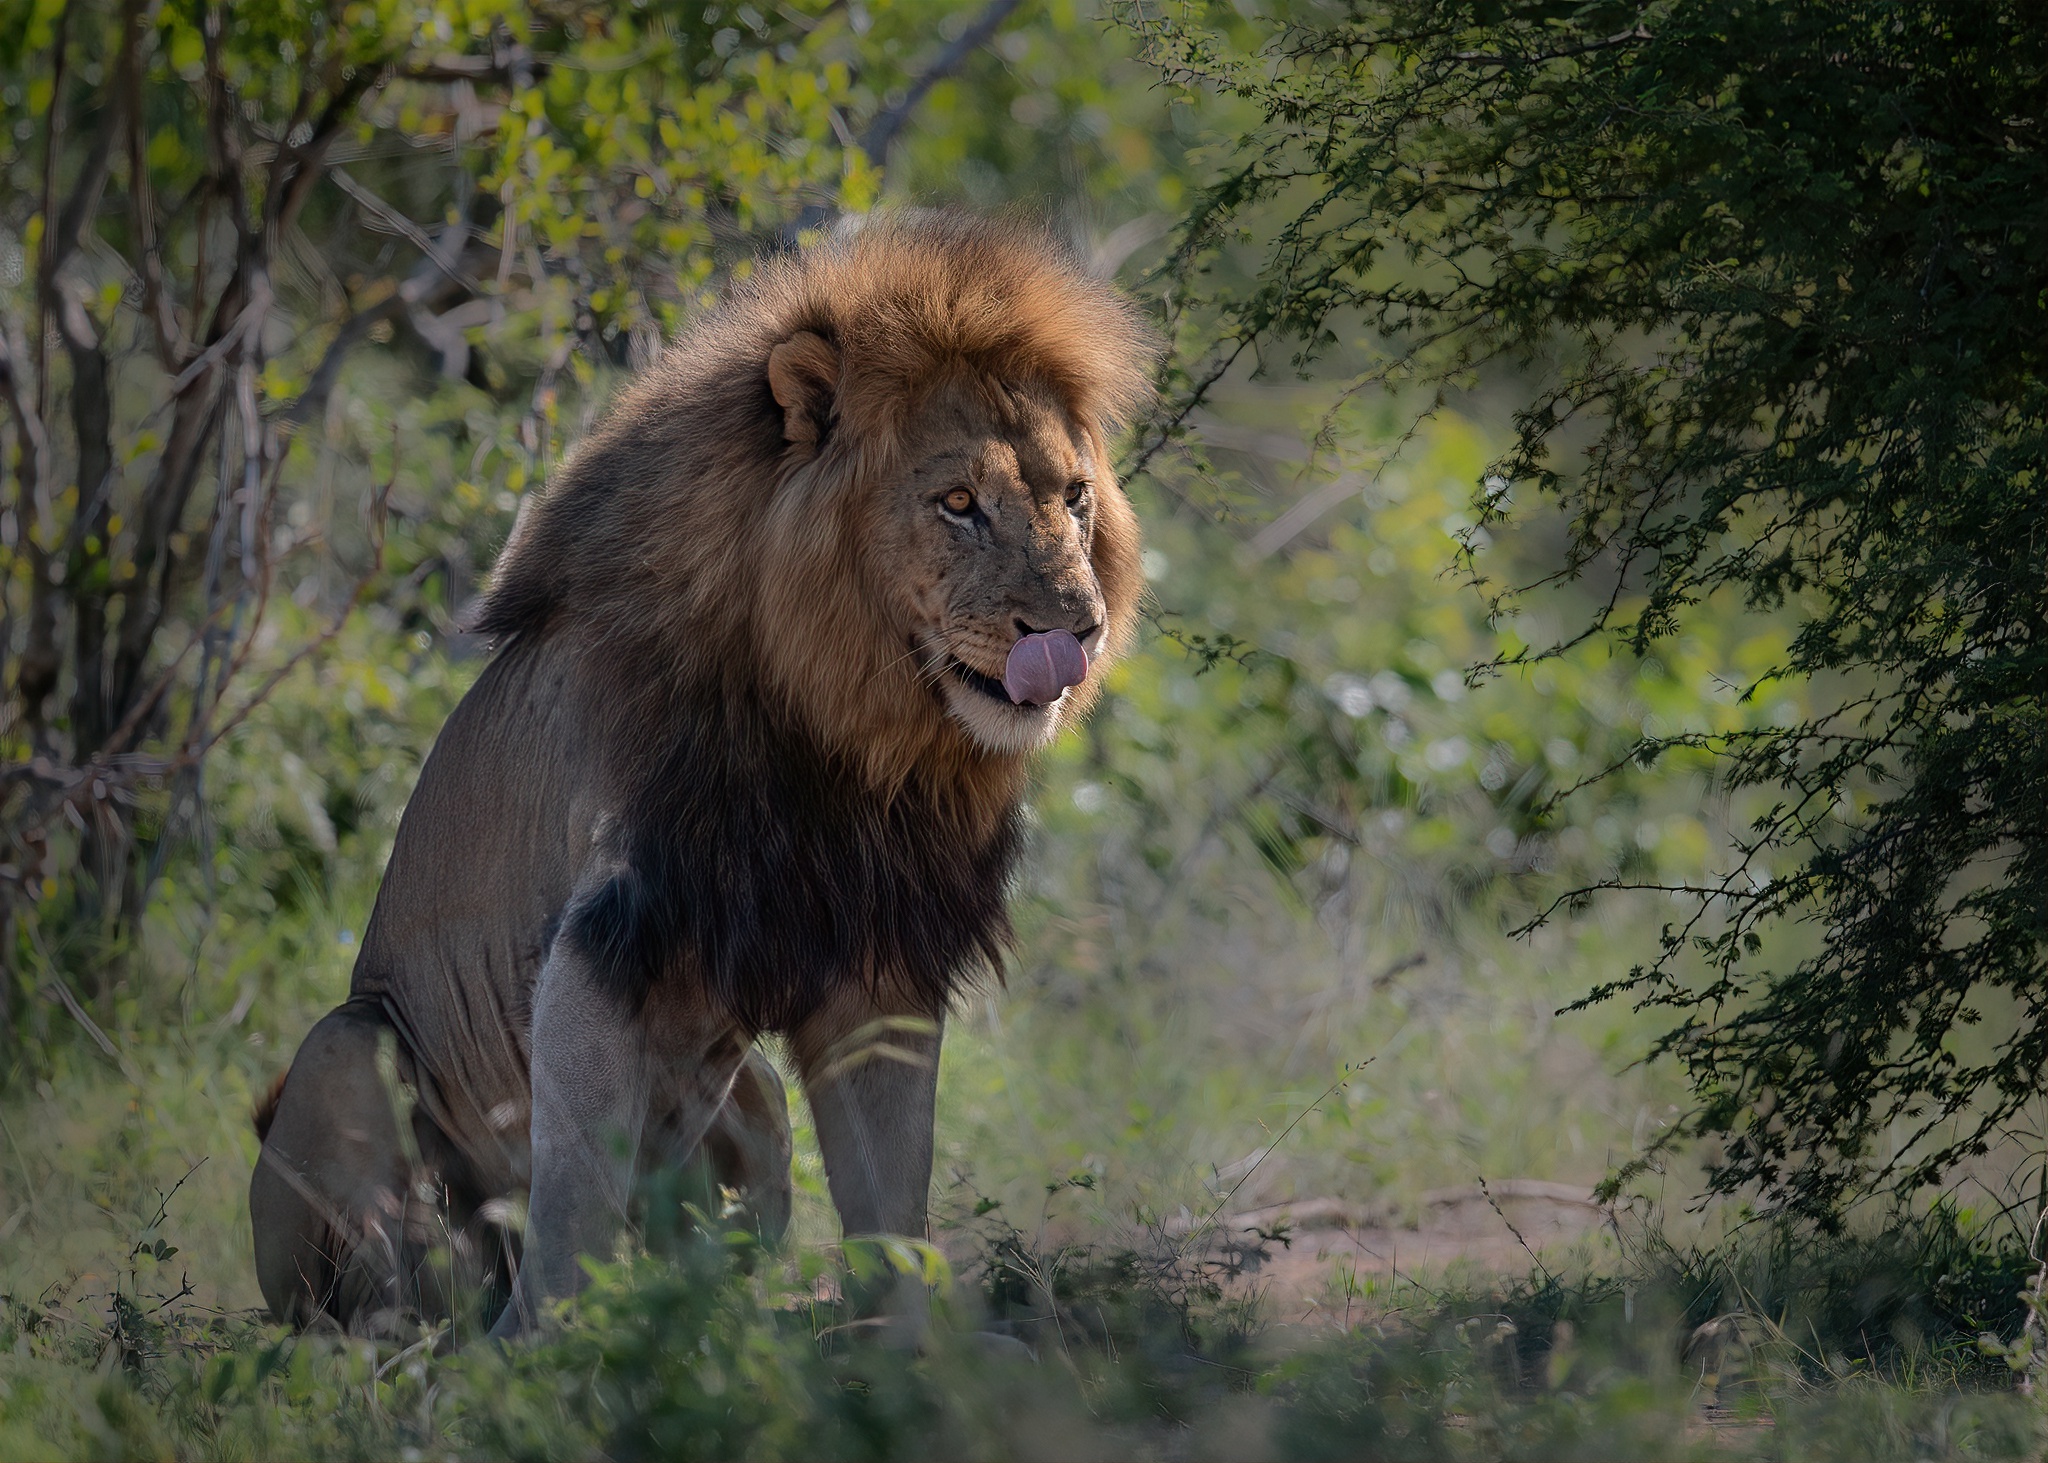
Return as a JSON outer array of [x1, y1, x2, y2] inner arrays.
[[1136, 0, 2048, 1221]]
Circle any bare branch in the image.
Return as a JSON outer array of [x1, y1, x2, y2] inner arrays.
[[125, 56, 192, 368], [269, 67, 381, 236], [400, 43, 548, 85], [328, 168, 481, 292], [1448, 24, 1652, 68], [202, 465, 393, 754], [0, 324, 49, 516], [43, 4, 136, 287], [860, 0, 1025, 167], [36, 0, 151, 610]]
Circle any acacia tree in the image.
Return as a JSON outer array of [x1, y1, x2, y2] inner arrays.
[[0, 0, 958, 1037], [1137, 0, 2047, 1215]]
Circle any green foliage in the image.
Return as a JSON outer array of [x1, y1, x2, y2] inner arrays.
[[0, 0, 888, 1037], [1135, 0, 2048, 1216], [9, 1189, 2048, 1460], [865, 0, 1207, 222]]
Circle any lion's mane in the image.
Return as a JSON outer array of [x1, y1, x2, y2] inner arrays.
[[470, 214, 1156, 1028]]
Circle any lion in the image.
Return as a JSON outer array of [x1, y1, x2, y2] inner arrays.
[[249, 213, 1154, 1337]]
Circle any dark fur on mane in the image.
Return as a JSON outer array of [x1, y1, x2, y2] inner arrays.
[[564, 680, 1022, 1028]]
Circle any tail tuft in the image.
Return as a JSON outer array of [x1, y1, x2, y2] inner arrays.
[[252, 1069, 290, 1144]]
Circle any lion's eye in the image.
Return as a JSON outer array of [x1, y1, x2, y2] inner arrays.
[[1064, 479, 1088, 507], [943, 488, 976, 515]]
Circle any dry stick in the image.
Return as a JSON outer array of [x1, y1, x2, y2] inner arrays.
[[1176, 1059, 1372, 1261], [135, 1156, 208, 1248], [328, 168, 482, 294], [39, 980, 144, 1086], [1009, 1244, 1076, 1369], [0, 1106, 38, 1210], [1476, 1174, 1560, 1289]]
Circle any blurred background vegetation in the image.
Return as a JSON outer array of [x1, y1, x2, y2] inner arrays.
[[0, 0, 2042, 1456]]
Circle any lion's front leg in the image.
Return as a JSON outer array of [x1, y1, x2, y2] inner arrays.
[[491, 943, 646, 1339], [492, 946, 743, 1339], [790, 985, 944, 1285]]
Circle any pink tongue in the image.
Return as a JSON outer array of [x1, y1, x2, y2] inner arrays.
[[1003, 630, 1090, 706]]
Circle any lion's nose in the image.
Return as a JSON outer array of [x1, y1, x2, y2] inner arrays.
[[1014, 616, 1101, 644]]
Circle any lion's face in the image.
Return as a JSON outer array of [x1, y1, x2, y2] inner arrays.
[[755, 316, 1143, 773], [869, 384, 1126, 756]]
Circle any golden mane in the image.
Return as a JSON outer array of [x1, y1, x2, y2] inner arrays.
[[476, 212, 1156, 789]]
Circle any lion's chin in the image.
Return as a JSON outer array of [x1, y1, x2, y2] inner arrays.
[[938, 667, 1066, 756]]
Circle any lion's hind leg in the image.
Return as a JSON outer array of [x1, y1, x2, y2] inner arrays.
[[251, 1000, 456, 1335]]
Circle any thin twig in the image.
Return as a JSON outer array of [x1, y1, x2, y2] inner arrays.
[[1177, 1060, 1370, 1259]]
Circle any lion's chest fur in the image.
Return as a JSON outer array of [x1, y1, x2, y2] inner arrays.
[[565, 685, 1024, 1030]]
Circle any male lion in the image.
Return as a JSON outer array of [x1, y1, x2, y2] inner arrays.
[[250, 214, 1153, 1336]]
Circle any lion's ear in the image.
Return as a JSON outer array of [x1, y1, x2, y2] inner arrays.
[[766, 331, 840, 446]]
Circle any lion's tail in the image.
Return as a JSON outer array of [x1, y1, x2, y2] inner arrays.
[[252, 1068, 290, 1144]]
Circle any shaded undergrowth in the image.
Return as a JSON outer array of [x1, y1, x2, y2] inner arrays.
[[2, 1183, 2044, 1461]]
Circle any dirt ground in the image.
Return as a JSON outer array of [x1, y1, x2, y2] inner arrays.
[[1193, 1180, 1620, 1326]]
